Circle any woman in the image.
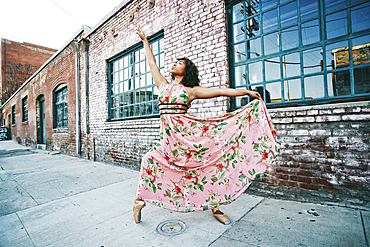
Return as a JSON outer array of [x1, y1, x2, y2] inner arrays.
[[133, 27, 280, 225]]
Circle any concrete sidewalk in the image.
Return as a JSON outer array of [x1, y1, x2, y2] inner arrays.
[[0, 140, 369, 247]]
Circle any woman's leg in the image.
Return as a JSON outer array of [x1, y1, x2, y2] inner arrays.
[[133, 152, 152, 223]]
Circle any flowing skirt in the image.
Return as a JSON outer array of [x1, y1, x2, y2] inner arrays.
[[135, 100, 280, 212]]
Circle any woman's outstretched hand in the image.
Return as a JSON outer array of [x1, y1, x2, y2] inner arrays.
[[248, 90, 262, 100], [136, 27, 147, 42]]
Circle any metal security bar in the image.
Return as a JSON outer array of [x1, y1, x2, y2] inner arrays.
[[108, 33, 164, 120], [227, 0, 370, 109]]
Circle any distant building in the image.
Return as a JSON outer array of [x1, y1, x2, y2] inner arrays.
[[0, 38, 57, 106]]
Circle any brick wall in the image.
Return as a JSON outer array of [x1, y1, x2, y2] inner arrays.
[[86, 0, 230, 167], [2, 44, 78, 155], [0, 39, 57, 104], [248, 101, 370, 208]]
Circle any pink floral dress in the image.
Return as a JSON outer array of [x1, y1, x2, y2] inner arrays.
[[135, 83, 280, 212]]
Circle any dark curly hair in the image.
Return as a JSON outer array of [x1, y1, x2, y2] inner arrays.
[[171, 57, 200, 87]]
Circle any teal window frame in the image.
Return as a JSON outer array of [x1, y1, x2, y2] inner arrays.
[[108, 32, 164, 120], [53, 84, 68, 128], [227, 0, 370, 109]]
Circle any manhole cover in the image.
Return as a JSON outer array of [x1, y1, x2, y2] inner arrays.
[[156, 220, 186, 236]]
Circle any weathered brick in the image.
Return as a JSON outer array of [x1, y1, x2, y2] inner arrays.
[[313, 178, 333, 186], [333, 108, 345, 114], [319, 109, 332, 115], [324, 137, 348, 144], [362, 106, 370, 112], [279, 180, 299, 188], [289, 143, 310, 149], [309, 129, 331, 136], [305, 136, 323, 143], [276, 174, 290, 180], [270, 111, 286, 117], [311, 144, 335, 151], [285, 111, 297, 117], [307, 110, 319, 115], [273, 117, 293, 124], [342, 114, 370, 121], [345, 107, 361, 113], [333, 129, 361, 136], [290, 175, 312, 183], [315, 115, 341, 122], [299, 183, 320, 190], [297, 170, 314, 177], [287, 129, 309, 136], [292, 155, 316, 163], [293, 116, 315, 123]]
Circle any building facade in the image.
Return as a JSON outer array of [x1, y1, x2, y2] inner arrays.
[[1, 27, 89, 152], [2, 0, 369, 208], [0, 38, 57, 105]]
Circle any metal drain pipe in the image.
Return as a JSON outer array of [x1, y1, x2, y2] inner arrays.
[[71, 40, 81, 155]]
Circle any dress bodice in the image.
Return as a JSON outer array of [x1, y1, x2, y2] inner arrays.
[[158, 83, 189, 115]]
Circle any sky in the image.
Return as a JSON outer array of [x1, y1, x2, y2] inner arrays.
[[0, 0, 124, 50]]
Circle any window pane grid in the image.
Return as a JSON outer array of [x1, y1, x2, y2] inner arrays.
[[109, 35, 163, 120], [229, 0, 370, 108], [55, 87, 68, 128]]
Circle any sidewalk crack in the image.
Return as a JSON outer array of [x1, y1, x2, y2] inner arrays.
[[361, 211, 369, 247], [16, 213, 36, 247], [15, 181, 40, 205]]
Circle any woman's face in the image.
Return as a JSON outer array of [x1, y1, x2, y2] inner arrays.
[[171, 60, 186, 76]]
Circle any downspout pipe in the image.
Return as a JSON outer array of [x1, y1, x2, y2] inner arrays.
[[81, 39, 90, 134], [71, 40, 81, 155]]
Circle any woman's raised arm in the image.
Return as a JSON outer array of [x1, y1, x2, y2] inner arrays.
[[191, 86, 261, 101], [136, 28, 168, 89]]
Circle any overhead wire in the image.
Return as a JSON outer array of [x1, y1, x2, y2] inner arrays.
[[50, 0, 84, 25]]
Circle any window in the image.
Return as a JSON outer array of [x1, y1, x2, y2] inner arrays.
[[54, 84, 68, 128], [228, 0, 370, 108], [11, 105, 15, 125], [22, 96, 28, 122], [108, 32, 164, 120]]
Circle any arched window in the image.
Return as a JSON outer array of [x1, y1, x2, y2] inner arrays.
[[53, 84, 68, 128]]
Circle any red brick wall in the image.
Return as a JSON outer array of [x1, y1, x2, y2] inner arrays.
[[1, 39, 57, 104], [2, 44, 78, 155]]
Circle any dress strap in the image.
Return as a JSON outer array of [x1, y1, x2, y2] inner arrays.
[[159, 103, 188, 115]]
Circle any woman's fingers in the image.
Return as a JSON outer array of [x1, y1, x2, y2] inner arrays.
[[135, 27, 146, 40]]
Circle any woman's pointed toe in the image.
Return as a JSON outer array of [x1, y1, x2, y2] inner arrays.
[[212, 208, 230, 225]]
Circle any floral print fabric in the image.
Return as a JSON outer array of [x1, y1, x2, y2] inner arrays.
[[136, 83, 280, 212]]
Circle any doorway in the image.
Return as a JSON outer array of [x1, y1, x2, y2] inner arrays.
[[37, 95, 45, 144], [7, 114, 11, 140]]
